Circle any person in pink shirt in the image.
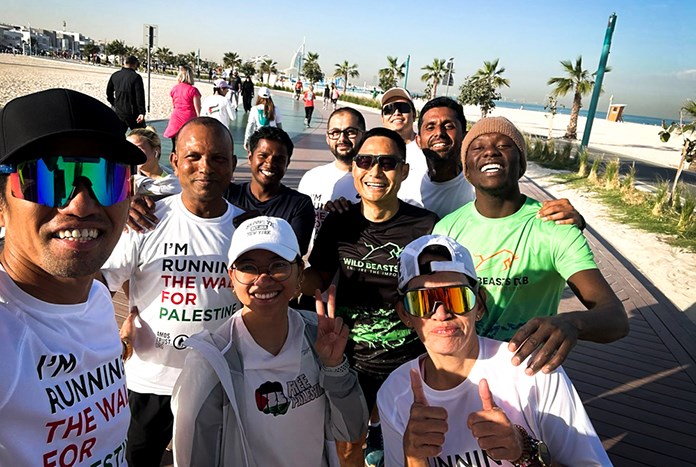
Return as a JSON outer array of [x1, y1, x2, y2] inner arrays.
[[163, 65, 201, 149]]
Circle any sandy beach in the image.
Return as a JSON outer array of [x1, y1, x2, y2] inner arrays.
[[1, 54, 693, 320]]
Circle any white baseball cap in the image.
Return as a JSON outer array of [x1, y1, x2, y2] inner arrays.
[[228, 216, 300, 265], [397, 235, 477, 293], [258, 87, 271, 99], [213, 79, 231, 89]]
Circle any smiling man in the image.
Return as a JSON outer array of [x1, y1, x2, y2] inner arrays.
[[297, 107, 365, 248], [380, 88, 429, 201], [398, 97, 475, 218], [0, 89, 145, 465], [303, 127, 438, 466], [101, 117, 244, 466], [434, 117, 629, 376], [226, 126, 315, 255]]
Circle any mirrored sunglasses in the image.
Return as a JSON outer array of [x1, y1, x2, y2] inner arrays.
[[353, 154, 402, 171], [402, 285, 477, 318], [3, 156, 133, 208], [382, 101, 413, 116]]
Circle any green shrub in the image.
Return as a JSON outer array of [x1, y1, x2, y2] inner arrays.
[[604, 158, 620, 190], [651, 180, 670, 217], [677, 189, 696, 233], [588, 155, 603, 185], [577, 148, 589, 177]]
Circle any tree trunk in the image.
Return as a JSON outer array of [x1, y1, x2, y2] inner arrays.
[[344, 73, 348, 92], [431, 81, 438, 99], [564, 90, 582, 139]]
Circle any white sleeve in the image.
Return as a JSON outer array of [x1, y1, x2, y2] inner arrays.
[[223, 99, 235, 122], [377, 367, 412, 467], [100, 229, 141, 293]]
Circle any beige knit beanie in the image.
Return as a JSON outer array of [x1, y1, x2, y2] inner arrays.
[[461, 117, 527, 179]]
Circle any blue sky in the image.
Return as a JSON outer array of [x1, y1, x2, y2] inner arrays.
[[4, 0, 695, 119]]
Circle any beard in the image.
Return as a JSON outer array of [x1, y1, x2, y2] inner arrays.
[[332, 147, 357, 165]]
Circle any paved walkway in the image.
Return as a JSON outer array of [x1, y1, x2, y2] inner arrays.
[[115, 101, 696, 466]]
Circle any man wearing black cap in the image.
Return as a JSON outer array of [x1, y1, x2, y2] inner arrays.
[[107, 55, 147, 132], [0, 88, 145, 465]]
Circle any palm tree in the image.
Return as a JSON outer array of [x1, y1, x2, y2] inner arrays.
[[547, 56, 597, 140], [155, 47, 174, 69], [421, 58, 447, 99], [223, 52, 241, 70], [258, 58, 278, 84], [239, 61, 256, 79], [334, 61, 359, 92], [303, 52, 323, 85], [474, 58, 510, 90], [378, 56, 405, 91]]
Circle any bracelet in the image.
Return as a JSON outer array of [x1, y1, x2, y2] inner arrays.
[[511, 425, 533, 467], [321, 356, 349, 375]]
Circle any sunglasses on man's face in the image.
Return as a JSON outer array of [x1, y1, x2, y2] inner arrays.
[[382, 101, 413, 116], [353, 154, 403, 171], [3, 156, 133, 208], [402, 284, 478, 318]]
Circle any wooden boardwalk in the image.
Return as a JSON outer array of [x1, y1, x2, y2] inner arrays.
[[114, 104, 696, 466]]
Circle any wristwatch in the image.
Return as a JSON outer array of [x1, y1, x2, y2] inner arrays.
[[511, 425, 552, 467]]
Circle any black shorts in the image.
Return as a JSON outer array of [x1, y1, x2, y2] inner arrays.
[[356, 371, 388, 414], [126, 390, 173, 466]]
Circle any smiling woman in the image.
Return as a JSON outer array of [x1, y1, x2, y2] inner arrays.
[[171, 216, 368, 466]]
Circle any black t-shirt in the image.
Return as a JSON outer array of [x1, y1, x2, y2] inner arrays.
[[309, 201, 439, 377], [225, 182, 315, 256]]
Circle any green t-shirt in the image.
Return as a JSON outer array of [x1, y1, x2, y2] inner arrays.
[[433, 197, 597, 341]]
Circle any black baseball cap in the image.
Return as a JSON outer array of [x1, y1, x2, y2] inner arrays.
[[0, 88, 146, 166]]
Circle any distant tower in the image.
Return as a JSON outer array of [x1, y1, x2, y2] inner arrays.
[[63, 20, 66, 32]]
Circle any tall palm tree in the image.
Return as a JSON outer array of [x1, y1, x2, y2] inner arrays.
[[334, 61, 359, 92], [547, 56, 597, 140], [223, 52, 241, 70], [303, 52, 323, 85], [421, 58, 447, 99], [474, 58, 510, 90], [378, 56, 405, 91], [155, 47, 173, 68], [258, 58, 278, 84]]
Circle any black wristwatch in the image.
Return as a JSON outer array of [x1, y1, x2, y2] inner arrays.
[[512, 425, 552, 467]]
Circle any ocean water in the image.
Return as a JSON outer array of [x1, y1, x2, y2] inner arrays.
[[494, 100, 668, 127]]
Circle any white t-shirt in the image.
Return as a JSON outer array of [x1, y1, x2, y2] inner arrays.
[[101, 194, 244, 395], [397, 140, 429, 201], [232, 310, 328, 466], [134, 165, 181, 198], [244, 104, 282, 147], [201, 94, 236, 128], [0, 267, 130, 466], [297, 161, 360, 252], [378, 337, 611, 467], [398, 172, 475, 218]]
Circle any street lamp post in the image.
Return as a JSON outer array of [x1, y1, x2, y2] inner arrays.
[[444, 57, 454, 96]]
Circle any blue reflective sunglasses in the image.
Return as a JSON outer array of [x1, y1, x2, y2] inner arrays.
[[2, 156, 133, 208]]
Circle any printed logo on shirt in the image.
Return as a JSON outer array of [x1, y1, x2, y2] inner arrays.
[[429, 449, 502, 467], [157, 242, 240, 323], [254, 374, 325, 416], [36, 353, 129, 465], [205, 103, 221, 115], [340, 241, 402, 277], [473, 249, 518, 272]]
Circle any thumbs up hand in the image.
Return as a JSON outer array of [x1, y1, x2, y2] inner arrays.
[[403, 368, 449, 466], [466, 378, 525, 462]]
